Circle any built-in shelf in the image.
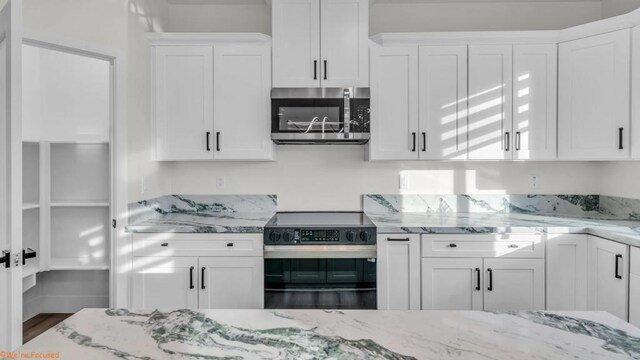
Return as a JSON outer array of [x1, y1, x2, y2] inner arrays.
[[22, 203, 40, 210], [50, 202, 110, 208], [22, 264, 39, 278], [49, 259, 109, 271]]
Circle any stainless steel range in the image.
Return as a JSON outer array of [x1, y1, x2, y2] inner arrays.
[[263, 212, 377, 309]]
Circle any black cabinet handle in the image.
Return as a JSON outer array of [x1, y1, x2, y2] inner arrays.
[[516, 132, 521, 151], [615, 254, 623, 279], [216, 132, 221, 152], [487, 268, 493, 291], [22, 248, 37, 265], [619, 128, 624, 150], [206, 132, 211, 151], [448, 243, 457, 248], [387, 237, 410, 242], [475, 268, 481, 291], [189, 266, 195, 289], [323, 60, 327, 80], [314, 60, 318, 80], [422, 132, 426, 152], [504, 132, 510, 151], [160, 243, 168, 247], [227, 242, 234, 247], [411, 132, 416, 152], [201, 267, 206, 290]]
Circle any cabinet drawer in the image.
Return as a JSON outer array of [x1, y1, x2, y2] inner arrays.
[[421, 234, 544, 258], [632, 246, 640, 275], [132, 233, 263, 257]]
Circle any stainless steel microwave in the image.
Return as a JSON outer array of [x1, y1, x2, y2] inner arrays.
[[271, 88, 370, 145]]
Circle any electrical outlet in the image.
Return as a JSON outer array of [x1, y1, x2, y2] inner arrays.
[[399, 173, 410, 191], [529, 174, 538, 189], [216, 176, 226, 189]]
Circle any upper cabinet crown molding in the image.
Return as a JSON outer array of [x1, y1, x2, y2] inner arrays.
[[146, 32, 271, 46]]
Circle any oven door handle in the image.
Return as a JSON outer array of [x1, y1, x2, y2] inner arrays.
[[264, 245, 377, 259]]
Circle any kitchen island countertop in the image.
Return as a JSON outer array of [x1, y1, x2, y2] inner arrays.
[[17, 308, 640, 359]]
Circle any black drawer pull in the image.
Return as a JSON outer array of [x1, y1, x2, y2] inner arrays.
[[216, 132, 221, 152], [227, 242, 234, 247], [615, 254, 623, 279], [314, 60, 318, 80], [448, 243, 457, 248], [515, 131, 521, 151], [206, 131, 211, 151], [475, 268, 481, 291], [422, 132, 426, 152], [508, 244, 519, 249], [201, 267, 206, 290], [504, 132, 510, 151], [189, 266, 195, 289], [411, 132, 416, 152], [619, 128, 624, 150], [160, 243, 169, 247], [387, 237, 410, 242], [323, 60, 327, 80], [487, 268, 493, 291]]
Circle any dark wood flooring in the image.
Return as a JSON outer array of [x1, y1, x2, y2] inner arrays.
[[23, 313, 73, 344]]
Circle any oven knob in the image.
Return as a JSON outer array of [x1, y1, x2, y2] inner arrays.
[[359, 231, 371, 243], [269, 231, 281, 243], [283, 231, 295, 243], [346, 231, 356, 242]]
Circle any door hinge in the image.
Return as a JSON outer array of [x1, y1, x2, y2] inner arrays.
[[112, 219, 117, 229]]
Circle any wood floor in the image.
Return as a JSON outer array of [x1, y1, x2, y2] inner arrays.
[[23, 313, 73, 344]]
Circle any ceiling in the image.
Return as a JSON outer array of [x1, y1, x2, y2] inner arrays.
[[165, 0, 602, 4]]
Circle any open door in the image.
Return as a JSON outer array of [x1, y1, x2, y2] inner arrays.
[[0, 0, 22, 350]]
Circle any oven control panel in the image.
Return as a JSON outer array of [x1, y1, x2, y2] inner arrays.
[[264, 227, 376, 245]]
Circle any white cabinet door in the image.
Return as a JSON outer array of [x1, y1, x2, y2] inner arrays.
[[513, 44, 557, 160], [369, 46, 419, 160], [198, 257, 263, 309], [213, 45, 273, 160], [467, 45, 513, 160], [377, 235, 420, 310], [546, 234, 588, 310], [153, 46, 213, 161], [132, 257, 198, 309], [587, 236, 629, 320], [272, 0, 320, 88], [418, 45, 468, 160], [422, 258, 483, 310], [483, 258, 545, 311], [558, 30, 631, 160], [630, 246, 640, 327], [320, 0, 368, 87]]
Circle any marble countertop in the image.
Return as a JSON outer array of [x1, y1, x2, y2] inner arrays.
[[368, 212, 640, 247], [18, 309, 640, 359], [125, 212, 275, 233]]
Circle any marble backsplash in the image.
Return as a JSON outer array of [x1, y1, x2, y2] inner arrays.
[[128, 194, 277, 224], [364, 194, 640, 219]]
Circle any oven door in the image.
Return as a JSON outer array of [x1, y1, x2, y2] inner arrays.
[[264, 257, 377, 310]]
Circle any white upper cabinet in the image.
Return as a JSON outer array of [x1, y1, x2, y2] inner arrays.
[[467, 45, 513, 160], [271, 0, 369, 88], [369, 46, 419, 160], [558, 29, 631, 160], [271, 0, 320, 88], [513, 44, 557, 160], [587, 235, 629, 321], [418, 46, 468, 160], [150, 36, 274, 161], [320, 0, 369, 87], [213, 45, 273, 160], [153, 46, 214, 161]]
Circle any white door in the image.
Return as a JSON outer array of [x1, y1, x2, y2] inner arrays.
[[587, 236, 629, 320], [153, 46, 213, 161], [132, 257, 198, 309], [467, 45, 513, 160], [377, 235, 420, 310], [546, 234, 588, 310], [421, 258, 483, 310], [0, 0, 22, 350], [213, 45, 273, 160], [513, 44, 557, 160], [558, 30, 631, 160], [483, 258, 545, 311], [198, 257, 263, 309], [630, 246, 640, 327], [369, 46, 419, 160], [320, 0, 368, 87], [418, 45, 468, 160], [271, 0, 320, 88]]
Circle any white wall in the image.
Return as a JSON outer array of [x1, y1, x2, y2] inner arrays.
[[167, 4, 270, 33], [598, 162, 640, 199]]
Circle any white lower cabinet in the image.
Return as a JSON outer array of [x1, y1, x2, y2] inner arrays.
[[587, 235, 629, 321], [545, 234, 588, 310], [133, 256, 199, 309], [483, 258, 545, 311], [630, 246, 640, 327], [421, 258, 483, 310], [199, 257, 263, 309], [377, 234, 421, 310]]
